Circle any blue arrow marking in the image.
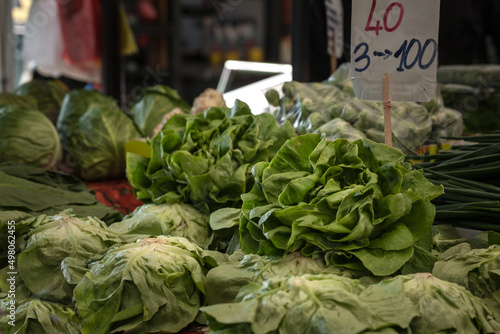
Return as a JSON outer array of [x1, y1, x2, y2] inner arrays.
[[373, 49, 393, 60]]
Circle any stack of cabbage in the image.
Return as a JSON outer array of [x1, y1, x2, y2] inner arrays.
[[268, 63, 464, 153], [0, 210, 221, 334]]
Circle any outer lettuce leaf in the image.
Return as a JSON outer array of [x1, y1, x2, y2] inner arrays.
[[0, 106, 62, 170], [432, 245, 500, 317], [73, 236, 219, 334], [205, 251, 347, 305], [17, 210, 122, 304], [110, 203, 212, 248], [127, 100, 295, 212], [240, 134, 443, 276], [129, 85, 191, 137]]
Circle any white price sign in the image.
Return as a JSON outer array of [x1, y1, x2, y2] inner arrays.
[[351, 0, 441, 102]]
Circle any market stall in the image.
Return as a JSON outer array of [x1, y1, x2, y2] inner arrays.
[[1, 1, 500, 334]]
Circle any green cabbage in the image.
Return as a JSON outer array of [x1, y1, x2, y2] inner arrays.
[[73, 236, 219, 334], [110, 203, 212, 248], [56, 89, 121, 148], [17, 210, 122, 304], [238, 134, 443, 276], [0, 106, 62, 169], [14, 80, 66, 124], [0, 93, 37, 110], [127, 100, 295, 211], [205, 251, 346, 305], [129, 85, 190, 137], [68, 107, 141, 180]]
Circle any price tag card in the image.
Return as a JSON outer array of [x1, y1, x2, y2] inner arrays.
[[351, 0, 440, 102]]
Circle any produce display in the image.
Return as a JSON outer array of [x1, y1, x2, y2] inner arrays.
[[1, 70, 499, 334], [267, 64, 464, 153]]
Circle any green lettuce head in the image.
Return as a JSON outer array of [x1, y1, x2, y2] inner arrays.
[[127, 100, 295, 211], [239, 134, 444, 276], [0, 106, 62, 169], [109, 202, 212, 248], [74, 236, 219, 334], [17, 210, 122, 304]]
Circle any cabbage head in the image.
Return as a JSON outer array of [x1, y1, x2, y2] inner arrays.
[[127, 100, 295, 211], [14, 80, 66, 123], [129, 85, 190, 137], [110, 203, 212, 248], [0, 106, 62, 169], [239, 134, 444, 276], [56, 89, 121, 148], [17, 210, 122, 304], [74, 236, 219, 334], [68, 107, 141, 180]]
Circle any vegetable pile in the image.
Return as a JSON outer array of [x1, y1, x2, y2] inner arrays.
[[1, 76, 499, 333], [267, 63, 464, 153]]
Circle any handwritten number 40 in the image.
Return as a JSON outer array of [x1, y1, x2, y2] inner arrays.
[[365, 0, 404, 35]]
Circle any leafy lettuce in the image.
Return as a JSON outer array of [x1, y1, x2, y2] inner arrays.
[[127, 100, 295, 212], [17, 210, 122, 304], [0, 298, 81, 334], [201, 273, 500, 334], [73, 236, 219, 334], [238, 134, 443, 276]]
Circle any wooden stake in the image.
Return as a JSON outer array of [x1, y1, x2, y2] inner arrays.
[[383, 73, 392, 147]]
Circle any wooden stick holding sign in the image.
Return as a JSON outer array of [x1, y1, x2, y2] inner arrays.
[[383, 73, 392, 146]]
